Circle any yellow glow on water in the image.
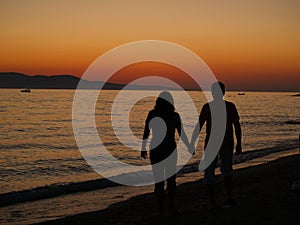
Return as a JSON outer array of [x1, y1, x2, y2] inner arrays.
[[0, 89, 299, 194]]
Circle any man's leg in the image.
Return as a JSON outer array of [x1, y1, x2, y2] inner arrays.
[[204, 157, 218, 207], [220, 146, 235, 206], [224, 175, 232, 200]]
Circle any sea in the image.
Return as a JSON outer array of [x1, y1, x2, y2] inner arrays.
[[0, 89, 299, 224]]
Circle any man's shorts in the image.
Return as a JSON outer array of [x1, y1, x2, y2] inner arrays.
[[204, 143, 234, 185]]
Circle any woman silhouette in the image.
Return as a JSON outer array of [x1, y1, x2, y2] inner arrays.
[[141, 91, 190, 216]]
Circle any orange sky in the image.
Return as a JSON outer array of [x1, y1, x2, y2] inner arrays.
[[108, 62, 201, 90], [0, 0, 299, 91]]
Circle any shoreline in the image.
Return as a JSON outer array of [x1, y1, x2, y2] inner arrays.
[[1, 149, 298, 225], [1, 139, 298, 207], [30, 149, 300, 225]]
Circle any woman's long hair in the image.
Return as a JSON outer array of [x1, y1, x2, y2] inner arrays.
[[154, 91, 175, 116]]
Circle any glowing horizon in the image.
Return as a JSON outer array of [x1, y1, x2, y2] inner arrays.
[[0, 0, 299, 91]]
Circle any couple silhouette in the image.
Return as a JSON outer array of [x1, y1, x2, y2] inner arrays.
[[141, 82, 242, 216]]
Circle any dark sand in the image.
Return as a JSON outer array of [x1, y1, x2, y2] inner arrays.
[[34, 153, 300, 225]]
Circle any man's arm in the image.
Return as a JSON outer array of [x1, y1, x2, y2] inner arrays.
[[190, 120, 205, 146], [141, 113, 151, 159], [233, 119, 242, 154], [190, 106, 207, 154]]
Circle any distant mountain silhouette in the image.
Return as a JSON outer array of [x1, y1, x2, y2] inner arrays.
[[0, 72, 174, 90]]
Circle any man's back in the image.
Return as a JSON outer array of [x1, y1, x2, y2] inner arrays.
[[199, 100, 240, 146]]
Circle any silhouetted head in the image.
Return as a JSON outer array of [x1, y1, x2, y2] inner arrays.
[[154, 91, 175, 115], [211, 82, 225, 100]]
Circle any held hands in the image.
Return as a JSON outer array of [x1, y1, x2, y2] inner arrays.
[[142, 145, 195, 159], [141, 151, 147, 159], [141, 147, 147, 159]]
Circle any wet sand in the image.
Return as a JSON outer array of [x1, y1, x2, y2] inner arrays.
[[33, 150, 300, 225]]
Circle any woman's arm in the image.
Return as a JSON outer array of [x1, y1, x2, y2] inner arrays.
[[176, 114, 190, 148], [233, 119, 242, 155], [141, 112, 151, 159]]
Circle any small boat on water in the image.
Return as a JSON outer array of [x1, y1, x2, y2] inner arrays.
[[21, 88, 31, 93], [238, 93, 245, 95]]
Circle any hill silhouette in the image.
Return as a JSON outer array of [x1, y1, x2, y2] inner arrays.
[[0, 72, 125, 89], [0, 72, 173, 90]]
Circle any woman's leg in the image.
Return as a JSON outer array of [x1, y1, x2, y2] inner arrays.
[[154, 182, 165, 216], [166, 175, 176, 212], [165, 151, 178, 213], [152, 161, 165, 216]]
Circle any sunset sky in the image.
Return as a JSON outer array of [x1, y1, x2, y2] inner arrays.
[[0, 0, 299, 91]]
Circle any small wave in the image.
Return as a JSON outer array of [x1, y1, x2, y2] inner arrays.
[[15, 127, 36, 132], [232, 140, 298, 164], [285, 120, 300, 125], [42, 119, 72, 123], [180, 139, 299, 174], [0, 139, 298, 207], [0, 143, 78, 151], [0, 178, 118, 207]]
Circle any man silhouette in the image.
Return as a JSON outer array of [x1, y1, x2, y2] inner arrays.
[[190, 81, 242, 208]]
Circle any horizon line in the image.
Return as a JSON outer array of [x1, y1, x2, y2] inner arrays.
[[0, 71, 299, 92]]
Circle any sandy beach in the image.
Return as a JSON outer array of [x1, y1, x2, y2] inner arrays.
[[30, 149, 300, 225]]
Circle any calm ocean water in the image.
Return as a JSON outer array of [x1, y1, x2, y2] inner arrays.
[[0, 89, 299, 224], [0, 89, 299, 195]]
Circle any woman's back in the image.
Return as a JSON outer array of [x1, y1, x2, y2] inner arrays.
[[147, 109, 181, 150]]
